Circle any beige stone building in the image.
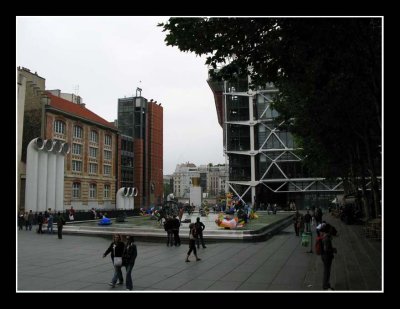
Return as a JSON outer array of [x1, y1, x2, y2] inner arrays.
[[18, 67, 46, 210], [18, 67, 118, 211]]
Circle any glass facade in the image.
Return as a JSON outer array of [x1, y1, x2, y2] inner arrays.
[[208, 76, 343, 208], [227, 124, 250, 151], [118, 97, 147, 190], [226, 95, 249, 122], [118, 99, 135, 137], [120, 135, 134, 188]]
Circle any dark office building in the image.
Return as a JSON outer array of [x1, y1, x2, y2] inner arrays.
[[118, 134, 134, 189], [118, 95, 163, 208]]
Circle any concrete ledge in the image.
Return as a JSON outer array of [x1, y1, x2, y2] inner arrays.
[[62, 215, 294, 243]]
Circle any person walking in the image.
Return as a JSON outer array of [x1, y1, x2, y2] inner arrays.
[[185, 223, 201, 262], [304, 210, 312, 233], [68, 206, 75, 221], [164, 216, 174, 246], [37, 212, 44, 234], [171, 215, 181, 246], [320, 225, 337, 290], [56, 212, 66, 239], [195, 217, 206, 249], [103, 234, 125, 287], [123, 235, 137, 291], [27, 210, 34, 231], [178, 206, 184, 223], [293, 211, 301, 236], [303, 210, 313, 253], [18, 211, 24, 230], [24, 212, 29, 230], [46, 209, 54, 234], [315, 207, 323, 225]]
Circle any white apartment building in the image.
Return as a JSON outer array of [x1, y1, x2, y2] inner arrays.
[[173, 162, 227, 198]]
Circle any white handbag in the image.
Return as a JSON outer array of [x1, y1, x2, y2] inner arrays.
[[113, 257, 122, 267]]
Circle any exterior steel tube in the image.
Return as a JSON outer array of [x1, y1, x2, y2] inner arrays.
[[37, 140, 52, 212], [124, 187, 131, 209], [60, 142, 70, 155], [116, 187, 126, 209], [46, 140, 59, 212], [129, 187, 138, 209], [25, 138, 43, 212], [55, 142, 68, 211], [128, 187, 134, 209]]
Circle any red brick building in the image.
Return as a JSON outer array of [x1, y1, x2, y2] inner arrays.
[[117, 96, 163, 208], [146, 101, 163, 207], [43, 92, 118, 210]]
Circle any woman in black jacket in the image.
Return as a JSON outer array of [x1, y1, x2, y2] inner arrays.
[[123, 235, 137, 291], [103, 234, 125, 287]]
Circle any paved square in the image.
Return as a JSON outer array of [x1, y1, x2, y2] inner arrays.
[[17, 215, 382, 292]]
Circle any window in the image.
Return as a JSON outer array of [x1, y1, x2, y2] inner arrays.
[[72, 182, 81, 198], [54, 120, 65, 134], [89, 147, 98, 158], [104, 184, 110, 198], [89, 163, 98, 174], [104, 150, 112, 160], [72, 160, 82, 172], [103, 165, 111, 176], [90, 130, 98, 143], [72, 143, 82, 155], [105, 135, 112, 146], [89, 184, 97, 199], [74, 125, 83, 138]]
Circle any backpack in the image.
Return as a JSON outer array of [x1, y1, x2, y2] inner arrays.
[[315, 235, 324, 255], [195, 222, 203, 234], [326, 223, 338, 236]]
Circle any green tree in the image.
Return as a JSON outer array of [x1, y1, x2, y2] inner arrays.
[[159, 17, 382, 218]]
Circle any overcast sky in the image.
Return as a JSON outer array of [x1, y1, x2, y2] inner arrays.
[[17, 16, 225, 175]]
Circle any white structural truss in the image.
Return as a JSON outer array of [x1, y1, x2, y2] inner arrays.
[[222, 81, 345, 206]]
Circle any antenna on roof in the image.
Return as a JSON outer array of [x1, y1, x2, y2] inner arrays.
[[73, 84, 79, 95], [135, 80, 143, 97]]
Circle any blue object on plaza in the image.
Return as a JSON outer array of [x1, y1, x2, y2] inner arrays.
[[98, 217, 112, 225]]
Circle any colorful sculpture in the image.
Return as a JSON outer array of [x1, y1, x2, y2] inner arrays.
[[249, 209, 259, 219], [215, 215, 243, 229]]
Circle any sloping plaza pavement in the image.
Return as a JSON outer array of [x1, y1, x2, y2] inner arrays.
[[17, 213, 382, 292]]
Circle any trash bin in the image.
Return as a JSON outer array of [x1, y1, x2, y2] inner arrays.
[[301, 232, 312, 247]]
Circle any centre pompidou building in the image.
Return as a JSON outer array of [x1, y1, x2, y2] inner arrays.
[[208, 75, 344, 209]]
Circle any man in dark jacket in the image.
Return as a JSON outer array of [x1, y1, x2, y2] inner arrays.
[[171, 216, 181, 246], [37, 212, 44, 234], [56, 212, 66, 239], [195, 217, 206, 249], [320, 225, 337, 290]]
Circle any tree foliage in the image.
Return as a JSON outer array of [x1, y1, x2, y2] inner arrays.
[[159, 17, 382, 217]]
